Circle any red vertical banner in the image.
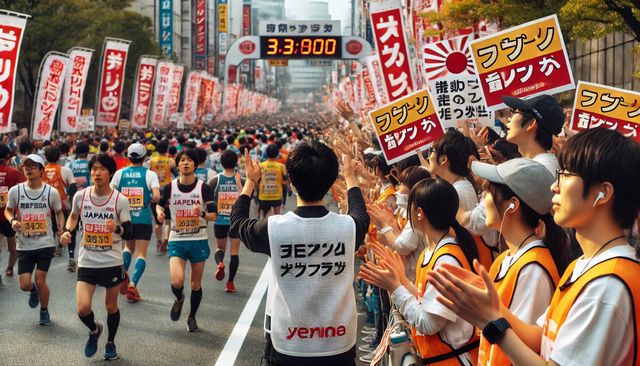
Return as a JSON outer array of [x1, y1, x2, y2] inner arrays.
[[165, 64, 184, 119], [195, 0, 207, 70], [242, 5, 251, 36], [130, 56, 157, 129], [95, 38, 130, 127], [0, 11, 28, 133], [60, 47, 93, 133], [183, 71, 203, 125], [369, 0, 414, 102], [31, 52, 69, 140]]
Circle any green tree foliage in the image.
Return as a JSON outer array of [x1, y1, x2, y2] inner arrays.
[[421, 0, 640, 42], [2, 0, 160, 125]]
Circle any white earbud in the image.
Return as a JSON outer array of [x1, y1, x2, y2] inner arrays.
[[593, 192, 605, 207], [507, 203, 515, 211]]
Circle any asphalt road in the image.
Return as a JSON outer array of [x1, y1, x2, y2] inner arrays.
[[0, 195, 373, 366]]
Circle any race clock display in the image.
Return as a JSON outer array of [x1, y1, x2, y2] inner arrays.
[[259, 36, 342, 59]]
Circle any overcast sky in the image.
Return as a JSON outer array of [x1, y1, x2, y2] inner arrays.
[[285, 0, 351, 26]]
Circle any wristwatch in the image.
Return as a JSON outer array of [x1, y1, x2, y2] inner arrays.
[[482, 318, 511, 344]]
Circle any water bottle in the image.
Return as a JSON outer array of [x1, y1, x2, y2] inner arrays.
[[388, 331, 421, 366]]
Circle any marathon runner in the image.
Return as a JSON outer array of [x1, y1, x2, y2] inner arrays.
[[0, 144, 25, 279], [257, 144, 287, 219], [156, 148, 217, 332], [148, 140, 174, 255], [110, 143, 160, 302], [5, 154, 64, 326], [66, 142, 92, 272], [60, 154, 133, 360]]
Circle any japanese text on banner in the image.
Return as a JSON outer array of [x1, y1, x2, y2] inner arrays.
[[0, 13, 28, 133], [96, 39, 130, 127], [369, 88, 445, 164], [60, 48, 93, 133], [31, 53, 68, 140], [570, 81, 640, 141], [131, 57, 157, 128], [469, 15, 574, 110]]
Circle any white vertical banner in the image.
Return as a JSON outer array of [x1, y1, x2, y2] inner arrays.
[[165, 64, 184, 122], [0, 11, 29, 133], [95, 38, 131, 127], [150, 61, 174, 128], [31, 52, 69, 140], [365, 54, 389, 106], [59, 47, 93, 133], [183, 71, 203, 125], [130, 56, 158, 129]]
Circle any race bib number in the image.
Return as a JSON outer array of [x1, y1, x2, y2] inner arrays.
[[22, 220, 47, 237], [217, 192, 239, 216], [0, 186, 8, 208], [176, 210, 200, 235], [75, 176, 87, 188], [83, 223, 113, 251], [122, 187, 144, 210]]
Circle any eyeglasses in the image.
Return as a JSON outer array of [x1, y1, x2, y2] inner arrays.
[[556, 169, 581, 187], [22, 164, 39, 170], [509, 108, 532, 119]]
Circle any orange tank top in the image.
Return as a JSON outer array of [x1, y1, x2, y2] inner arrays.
[[43, 163, 68, 202]]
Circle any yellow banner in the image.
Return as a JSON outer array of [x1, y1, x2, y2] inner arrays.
[[368, 88, 437, 136], [218, 4, 228, 32], [572, 81, 640, 125], [470, 15, 564, 74]]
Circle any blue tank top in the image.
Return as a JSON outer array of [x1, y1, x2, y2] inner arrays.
[[117, 166, 152, 224], [195, 167, 211, 183], [214, 173, 240, 226], [70, 159, 91, 189]]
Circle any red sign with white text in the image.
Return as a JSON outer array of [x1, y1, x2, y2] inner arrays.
[[131, 57, 157, 128], [166, 64, 184, 118], [31, 53, 69, 140], [96, 39, 130, 126], [370, 2, 414, 102], [60, 48, 93, 133], [0, 13, 28, 133]]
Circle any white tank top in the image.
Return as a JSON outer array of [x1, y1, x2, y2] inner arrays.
[[168, 179, 208, 242], [77, 187, 123, 268], [15, 183, 55, 251], [265, 211, 357, 357]]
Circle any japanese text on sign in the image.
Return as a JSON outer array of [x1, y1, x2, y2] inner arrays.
[[131, 57, 157, 128], [60, 49, 93, 133], [96, 39, 130, 127], [279, 242, 347, 277], [32, 53, 68, 140], [0, 13, 27, 133], [570, 81, 640, 141], [159, 0, 173, 57], [259, 20, 341, 36]]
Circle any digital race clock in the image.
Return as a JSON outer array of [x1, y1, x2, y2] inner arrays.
[[259, 36, 343, 59]]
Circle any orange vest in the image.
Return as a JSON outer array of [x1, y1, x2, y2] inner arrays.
[[541, 256, 640, 364], [413, 242, 480, 365], [474, 235, 495, 272], [375, 184, 396, 206], [43, 163, 68, 202], [478, 246, 559, 366]]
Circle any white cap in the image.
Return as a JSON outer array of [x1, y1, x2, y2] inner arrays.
[[23, 154, 45, 168], [127, 143, 147, 159]]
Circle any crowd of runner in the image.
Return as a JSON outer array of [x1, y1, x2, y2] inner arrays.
[[1, 98, 639, 366]]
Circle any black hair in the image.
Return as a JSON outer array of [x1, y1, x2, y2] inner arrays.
[[519, 114, 554, 150], [220, 150, 238, 169], [0, 144, 10, 160], [395, 155, 421, 174], [99, 141, 109, 153], [44, 145, 61, 163], [226, 135, 235, 145], [157, 140, 169, 154], [18, 140, 33, 155], [89, 154, 117, 178], [113, 141, 126, 154], [211, 142, 220, 152], [219, 141, 228, 150], [434, 130, 477, 177], [59, 142, 71, 155], [370, 155, 399, 186], [558, 128, 640, 231], [175, 148, 199, 166], [168, 145, 177, 156], [399, 166, 431, 189], [266, 144, 280, 159], [489, 138, 521, 163], [408, 177, 479, 267], [286, 141, 339, 202], [194, 148, 208, 165], [488, 182, 569, 274], [75, 142, 89, 157]]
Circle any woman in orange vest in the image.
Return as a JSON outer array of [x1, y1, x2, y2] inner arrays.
[[469, 158, 569, 366], [360, 177, 480, 365], [427, 128, 640, 366]]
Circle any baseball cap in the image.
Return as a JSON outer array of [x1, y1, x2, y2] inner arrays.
[[502, 94, 564, 135], [23, 154, 46, 168], [127, 143, 147, 159], [471, 158, 555, 215]]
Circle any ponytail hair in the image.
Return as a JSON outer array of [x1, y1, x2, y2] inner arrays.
[[408, 177, 479, 267], [451, 219, 480, 270]]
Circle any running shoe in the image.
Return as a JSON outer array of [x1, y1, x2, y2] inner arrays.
[[225, 281, 236, 293], [126, 286, 141, 302], [67, 259, 77, 273], [161, 240, 168, 254], [119, 272, 129, 295], [358, 344, 376, 353], [215, 262, 225, 281], [85, 323, 103, 358], [103, 342, 118, 360], [170, 297, 184, 321], [39, 309, 52, 326], [359, 351, 375, 363], [28, 286, 39, 309], [187, 317, 200, 332]]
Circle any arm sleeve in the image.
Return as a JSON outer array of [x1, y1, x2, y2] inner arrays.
[[201, 183, 217, 213], [346, 187, 370, 248], [230, 194, 271, 256], [158, 184, 172, 207], [391, 286, 449, 336]]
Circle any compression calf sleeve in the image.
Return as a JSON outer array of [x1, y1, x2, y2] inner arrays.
[[131, 258, 146, 286], [229, 255, 239, 282]]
